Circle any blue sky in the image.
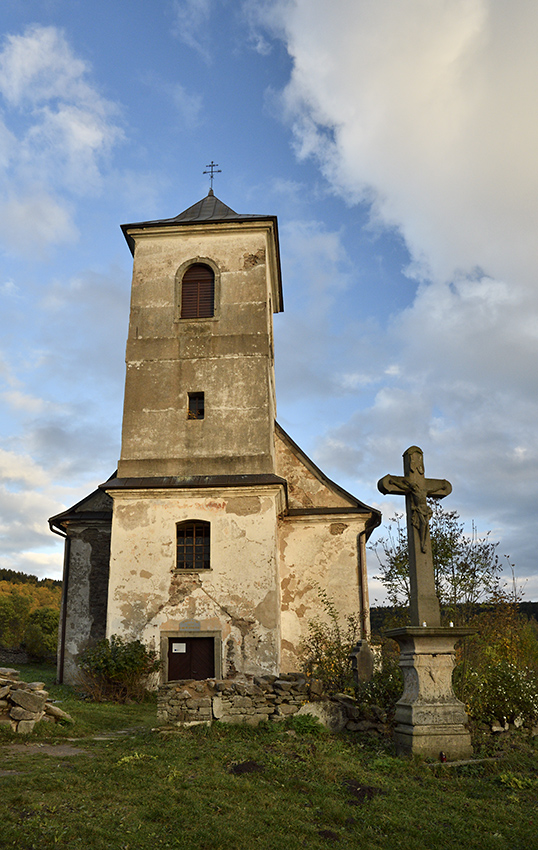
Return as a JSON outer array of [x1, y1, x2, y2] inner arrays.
[[1, 0, 538, 603]]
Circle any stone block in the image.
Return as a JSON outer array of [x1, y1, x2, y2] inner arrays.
[[276, 704, 298, 716], [17, 720, 36, 734], [11, 689, 47, 713], [296, 701, 347, 732], [44, 704, 73, 722], [0, 668, 19, 679], [10, 706, 41, 721]]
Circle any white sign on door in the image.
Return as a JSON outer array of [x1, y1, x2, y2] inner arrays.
[[172, 643, 187, 653]]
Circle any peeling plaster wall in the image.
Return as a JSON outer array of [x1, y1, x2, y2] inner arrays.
[[278, 515, 368, 672], [60, 522, 111, 684], [106, 485, 285, 678], [119, 223, 279, 479], [275, 430, 350, 509]]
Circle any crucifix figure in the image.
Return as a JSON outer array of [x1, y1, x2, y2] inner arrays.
[[378, 447, 452, 627], [203, 161, 221, 189]]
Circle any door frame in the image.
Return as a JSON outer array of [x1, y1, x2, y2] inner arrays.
[[161, 630, 222, 682]]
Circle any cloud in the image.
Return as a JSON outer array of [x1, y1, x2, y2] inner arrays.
[[257, 1, 538, 589], [0, 191, 77, 254], [0, 24, 123, 254], [171, 83, 203, 128], [172, 0, 215, 62], [261, 1, 538, 288], [0, 448, 49, 488]]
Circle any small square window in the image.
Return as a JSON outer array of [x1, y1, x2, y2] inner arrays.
[[188, 392, 204, 420]]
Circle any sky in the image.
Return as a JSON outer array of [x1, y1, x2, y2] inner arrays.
[[1, 0, 538, 604]]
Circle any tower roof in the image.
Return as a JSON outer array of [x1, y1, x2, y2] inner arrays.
[[121, 189, 278, 254]]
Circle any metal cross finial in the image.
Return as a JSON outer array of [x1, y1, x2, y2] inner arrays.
[[203, 161, 221, 189]]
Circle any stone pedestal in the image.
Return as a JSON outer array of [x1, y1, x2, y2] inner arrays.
[[386, 627, 474, 760]]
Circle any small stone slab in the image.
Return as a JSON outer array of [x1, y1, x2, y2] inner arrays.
[[44, 704, 73, 722], [10, 689, 47, 713], [0, 668, 19, 679], [10, 706, 43, 722]]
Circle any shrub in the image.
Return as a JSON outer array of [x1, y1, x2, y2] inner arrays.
[[300, 589, 360, 695], [354, 640, 403, 717], [462, 661, 538, 725], [77, 635, 161, 702]]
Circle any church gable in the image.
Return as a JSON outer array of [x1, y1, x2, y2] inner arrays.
[[275, 423, 370, 513]]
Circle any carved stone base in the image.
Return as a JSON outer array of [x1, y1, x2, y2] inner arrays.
[[386, 627, 474, 761]]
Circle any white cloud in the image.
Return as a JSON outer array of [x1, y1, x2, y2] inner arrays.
[[0, 448, 49, 488], [0, 24, 123, 253], [171, 83, 203, 128], [2, 390, 46, 415], [260, 0, 538, 588], [0, 191, 77, 255], [172, 0, 215, 61]]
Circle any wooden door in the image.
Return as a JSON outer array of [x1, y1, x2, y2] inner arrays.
[[168, 637, 215, 680]]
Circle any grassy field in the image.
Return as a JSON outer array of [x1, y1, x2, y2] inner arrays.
[[0, 663, 537, 850]]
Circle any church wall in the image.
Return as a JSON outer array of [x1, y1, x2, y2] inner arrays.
[[278, 515, 367, 673], [275, 434, 352, 510], [105, 485, 286, 679], [119, 223, 278, 479], [59, 522, 111, 684]]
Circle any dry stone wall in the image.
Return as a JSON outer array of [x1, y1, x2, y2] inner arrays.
[[0, 668, 73, 733], [158, 673, 311, 726], [157, 672, 387, 733]]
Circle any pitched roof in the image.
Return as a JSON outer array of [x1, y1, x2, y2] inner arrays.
[[120, 189, 284, 311], [121, 189, 277, 253]]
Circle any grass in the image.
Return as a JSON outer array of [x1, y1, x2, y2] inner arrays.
[[0, 664, 537, 850]]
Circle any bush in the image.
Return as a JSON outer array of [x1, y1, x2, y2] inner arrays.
[[77, 635, 161, 702], [462, 661, 538, 725], [354, 640, 403, 717], [300, 590, 360, 695]]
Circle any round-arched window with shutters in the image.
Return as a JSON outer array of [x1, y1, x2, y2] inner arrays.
[[180, 263, 215, 318]]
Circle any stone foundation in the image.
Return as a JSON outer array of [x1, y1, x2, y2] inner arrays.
[[0, 668, 73, 733]]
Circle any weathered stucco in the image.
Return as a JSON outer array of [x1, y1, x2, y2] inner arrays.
[[52, 488, 112, 683], [106, 485, 286, 678], [119, 222, 279, 478]]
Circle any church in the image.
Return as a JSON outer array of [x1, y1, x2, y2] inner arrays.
[[49, 189, 381, 685]]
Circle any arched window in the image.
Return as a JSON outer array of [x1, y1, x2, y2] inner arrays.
[[176, 521, 210, 570], [180, 263, 215, 318]]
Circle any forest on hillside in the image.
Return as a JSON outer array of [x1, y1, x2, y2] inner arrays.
[[0, 569, 61, 659]]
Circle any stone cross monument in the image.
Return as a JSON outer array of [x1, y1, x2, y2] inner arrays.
[[377, 447, 473, 760], [378, 446, 451, 627]]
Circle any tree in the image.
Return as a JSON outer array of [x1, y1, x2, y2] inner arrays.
[[24, 607, 60, 659], [371, 500, 503, 624]]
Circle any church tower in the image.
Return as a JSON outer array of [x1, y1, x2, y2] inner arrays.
[[117, 189, 283, 479], [103, 191, 288, 679], [51, 189, 380, 685]]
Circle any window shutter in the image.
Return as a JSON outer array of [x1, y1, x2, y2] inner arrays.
[[181, 264, 215, 318]]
